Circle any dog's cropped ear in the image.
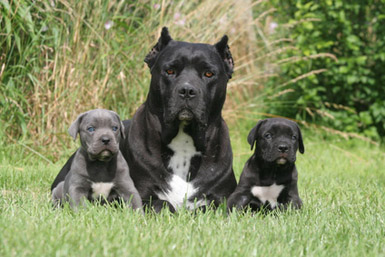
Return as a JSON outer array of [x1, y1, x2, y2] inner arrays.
[[109, 111, 125, 139], [68, 111, 88, 141], [297, 124, 305, 154], [247, 119, 266, 151], [214, 35, 234, 79], [144, 27, 173, 69]]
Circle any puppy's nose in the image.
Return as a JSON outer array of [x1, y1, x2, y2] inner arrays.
[[178, 84, 197, 99], [278, 145, 289, 153], [101, 137, 110, 145]]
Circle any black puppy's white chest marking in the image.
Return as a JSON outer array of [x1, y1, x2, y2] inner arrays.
[[157, 124, 202, 210], [251, 183, 284, 208], [91, 182, 114, 199]]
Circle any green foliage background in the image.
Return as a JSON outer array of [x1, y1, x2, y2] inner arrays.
[[1, 0, 385, 157], [266, 0, 385, 140]]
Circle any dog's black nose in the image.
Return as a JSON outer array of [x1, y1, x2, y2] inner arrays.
[[101, 137, 110, 145], [178, 85, 197, 99], [278, 145, 289, 153]]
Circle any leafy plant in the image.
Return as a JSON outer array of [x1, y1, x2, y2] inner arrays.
[[265, 0, 385, 141]]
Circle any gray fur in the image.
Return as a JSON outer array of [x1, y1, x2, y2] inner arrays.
[[52, 109, 142, 211]]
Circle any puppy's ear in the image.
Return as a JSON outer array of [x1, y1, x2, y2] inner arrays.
[[144, 27, 173, 69], [120, 121, 125, 139], [68, 112, 88, 141], [247, 119, 266, 151], [214, 35, 234, 79], [109, 111, 125, 139], [297, 124, 305, 154]]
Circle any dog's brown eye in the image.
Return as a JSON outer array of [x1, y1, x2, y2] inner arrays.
[[204, 71, 214, 78], [292, 135, 297, 140], [166, 69, 175, 75], [264, 133, 272, 139]]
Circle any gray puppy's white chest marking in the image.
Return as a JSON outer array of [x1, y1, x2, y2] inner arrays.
[[157, 124, 203, 210], [91, 182, 114, 199], [251, 183, 284, 208]]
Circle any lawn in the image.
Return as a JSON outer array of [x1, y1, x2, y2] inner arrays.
[[1, 122, 384, 257]]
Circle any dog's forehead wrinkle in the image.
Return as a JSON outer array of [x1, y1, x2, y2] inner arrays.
[[82, 114, 119, 129], [164, 43, 219, 64], [262, 123, 295, 136]]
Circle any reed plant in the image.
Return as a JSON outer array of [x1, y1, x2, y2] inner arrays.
[[1, 0, 336, 159]]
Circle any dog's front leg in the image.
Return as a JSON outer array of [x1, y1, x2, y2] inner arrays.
[[118, 187, 143, 211], [145, 199, 176, 213], [51, 181, 65, 208], [227, 192, 252, 212], [67, 186, 89, 210], [285, 183, 303, 209], [286, 197, 303, 209]]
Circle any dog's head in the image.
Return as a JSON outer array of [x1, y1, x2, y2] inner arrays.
[[247, 118, 304, 166], [68, 109, 125, 162], [144, 27, 234, 129]]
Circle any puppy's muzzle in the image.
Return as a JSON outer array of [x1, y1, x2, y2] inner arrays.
[[276, 144, 290, 165], [278, 144, 289, 153], [87, 134, 119, 161], [101, 136, 111, 145]]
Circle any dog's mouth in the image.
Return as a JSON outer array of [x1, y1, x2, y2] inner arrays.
[[88, 149, 115, 162], [276, 157, 287, 165], [276, 153, 289, 165], [98, 150, 113, 160], [178, 109, 194, 122]]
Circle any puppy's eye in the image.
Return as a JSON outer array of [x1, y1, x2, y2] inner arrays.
[[204, 71, 214, 78], [87, 127, 95, 132], [112, 126, 118, 132], [166, 69, 175, 75], [264, 133, 272, 139], [292, 135, 297, 140]]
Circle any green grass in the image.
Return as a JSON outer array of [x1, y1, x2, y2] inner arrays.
[[1, 125, 384, 257], [2, 1, 384, 256]]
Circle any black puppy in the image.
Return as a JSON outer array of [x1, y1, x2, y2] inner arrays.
[[227, 118, 304, 211]]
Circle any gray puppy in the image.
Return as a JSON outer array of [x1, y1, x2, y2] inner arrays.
[[52, 109, 142, 210], [227, 118, 304, 211]]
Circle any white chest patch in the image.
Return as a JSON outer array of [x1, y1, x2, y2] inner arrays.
[[91, 182, 114, 199], [157, 124, 203, 210], [167, 124, 201, 180], [157, 174, 204, 210], [251, 183, 284, 208]]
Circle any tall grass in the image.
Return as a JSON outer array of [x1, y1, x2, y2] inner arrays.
[[0, 0, 334, 159]]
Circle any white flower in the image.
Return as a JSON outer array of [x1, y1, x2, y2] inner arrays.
[[174, 13, 181, 20], [104, 20, 114, 30], [269, 22, 278, 33], [154, 3, 161, 10], [173, 13, 185, 26], [176, 18, 186, 26]]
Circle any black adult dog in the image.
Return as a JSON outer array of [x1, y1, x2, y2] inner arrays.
[[227, 118, 304, 211], [51, 27, 237, 212]]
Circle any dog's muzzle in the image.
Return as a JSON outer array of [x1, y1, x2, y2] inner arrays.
[[88, 149, 114, 162], [87, 136, 119, 161], [178, 109, 194, 121], [178, 84, 198, 100]]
